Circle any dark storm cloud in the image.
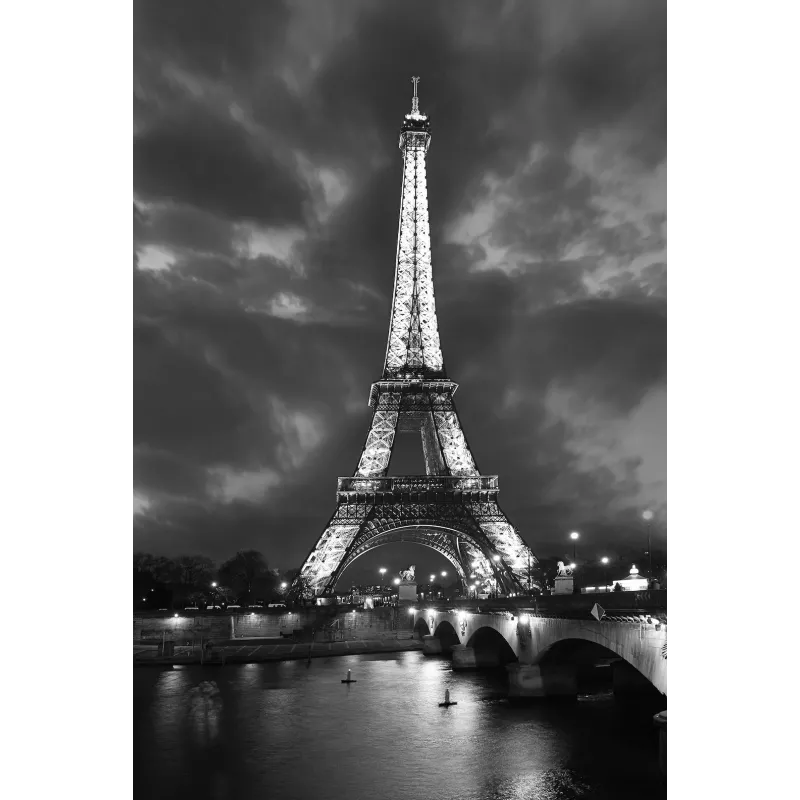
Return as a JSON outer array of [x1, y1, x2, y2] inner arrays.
[[133, 0, 666, 567], [134, 110, 307, 224]]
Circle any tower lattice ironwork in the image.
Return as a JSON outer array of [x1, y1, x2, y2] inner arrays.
[[295, 79, 540, 598]]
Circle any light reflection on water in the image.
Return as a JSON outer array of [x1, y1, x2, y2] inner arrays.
[[134, 651, 664, 800]]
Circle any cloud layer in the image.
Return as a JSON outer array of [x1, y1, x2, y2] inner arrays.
[[133, 0, 666, 577]]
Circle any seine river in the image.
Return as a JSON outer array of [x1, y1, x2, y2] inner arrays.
[[134, 651, 665, 800]]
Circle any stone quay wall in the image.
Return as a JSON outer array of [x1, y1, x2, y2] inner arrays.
[[134, 606, 414, 644]]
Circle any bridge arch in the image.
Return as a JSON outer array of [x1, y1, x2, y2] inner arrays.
[[432, 620, 460, 653], [535, 636, 662, 696], [413, 617, 431, 640], [465, 625, 518, 668]]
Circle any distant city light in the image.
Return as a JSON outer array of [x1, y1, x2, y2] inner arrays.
[[492, 555, 500, 562], [430, 574, 436, 582], [470, 573, 476, 578]]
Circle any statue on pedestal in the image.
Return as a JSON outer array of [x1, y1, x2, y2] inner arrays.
[[399, 565, 416, 584], [556, 561, 572, 577]]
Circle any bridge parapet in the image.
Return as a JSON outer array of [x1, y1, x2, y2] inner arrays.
[[412, 590, 667, 621]]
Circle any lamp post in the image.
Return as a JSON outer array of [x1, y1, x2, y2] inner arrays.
[[601, 557, 609, 592], [569, 531, 580, 562], [379, 567, 386, 589], [642, 511, 654, 581]]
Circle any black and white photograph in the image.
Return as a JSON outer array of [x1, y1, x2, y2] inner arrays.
[[131, 2, 668, 798], [11, 1, 800, 797]]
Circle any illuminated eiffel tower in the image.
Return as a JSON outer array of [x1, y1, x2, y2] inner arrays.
[[296, 78, 539, 598]]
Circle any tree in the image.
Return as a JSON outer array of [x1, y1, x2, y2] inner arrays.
[[218, 550, 272, 602], [175, 555, 215, 588]]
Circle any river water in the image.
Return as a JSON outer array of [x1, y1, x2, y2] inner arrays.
[[134, 651, 665, 800]]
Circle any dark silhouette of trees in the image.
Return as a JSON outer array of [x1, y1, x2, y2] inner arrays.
[[218, 550, 275, 603]]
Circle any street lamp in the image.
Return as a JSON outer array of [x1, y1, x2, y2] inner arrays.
[[393, 578, 400, 586], [569, 563, 576, 570], [211, 582, 217, 588], [430, 574, 435, 583], [492, 554, 501, 562], [601, 557, 609, 591], [642, 510, 654, 580], [379, 567, 386, 590], [569, 531, 580, 562], [441, 571, 447, 578]]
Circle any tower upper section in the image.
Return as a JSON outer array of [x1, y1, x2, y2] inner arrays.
[[382, 78, 446, 381]]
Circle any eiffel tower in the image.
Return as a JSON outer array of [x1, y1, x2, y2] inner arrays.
[[296, 78, 539, 598]]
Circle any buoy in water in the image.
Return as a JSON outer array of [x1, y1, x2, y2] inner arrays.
[[341, 669, 357, 684], [439, 689, 457, 707]]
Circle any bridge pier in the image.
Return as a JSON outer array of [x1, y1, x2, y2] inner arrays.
[[653, 711, 667, 777], [506, 663, 578, 700], [451, 644, 477, 669], [422, 635, 443, 656]]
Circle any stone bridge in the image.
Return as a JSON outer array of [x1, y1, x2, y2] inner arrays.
[[409, 591, 667, 699]]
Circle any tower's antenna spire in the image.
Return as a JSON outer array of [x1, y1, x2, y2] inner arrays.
[[411, 76, 420, 115]]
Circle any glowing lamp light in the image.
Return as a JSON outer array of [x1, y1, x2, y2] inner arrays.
[[426, 609, 435, 617], [441, 571, 447, 577], [630, 565, 639, 575], [569, 563, 576, 570], [174, 613, 179, 618], [409, 608, 416, 615], [211, 582, 217, 588], [519, 614, 530, 625], [393, 578, 401, 585], [281, 582, 287, 589], [430, 574, 436, 582], [601, 557, 609, 564], [470, 573, 476, 578], [642, 510, 654, 521]]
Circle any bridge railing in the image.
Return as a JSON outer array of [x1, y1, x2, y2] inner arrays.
[[411, 590, 667, 619]]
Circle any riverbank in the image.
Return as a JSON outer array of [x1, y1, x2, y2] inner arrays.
[[133, 636, 423, 666]]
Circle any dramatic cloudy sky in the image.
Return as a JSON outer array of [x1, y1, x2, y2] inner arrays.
[[133, 0, 666, 583]]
